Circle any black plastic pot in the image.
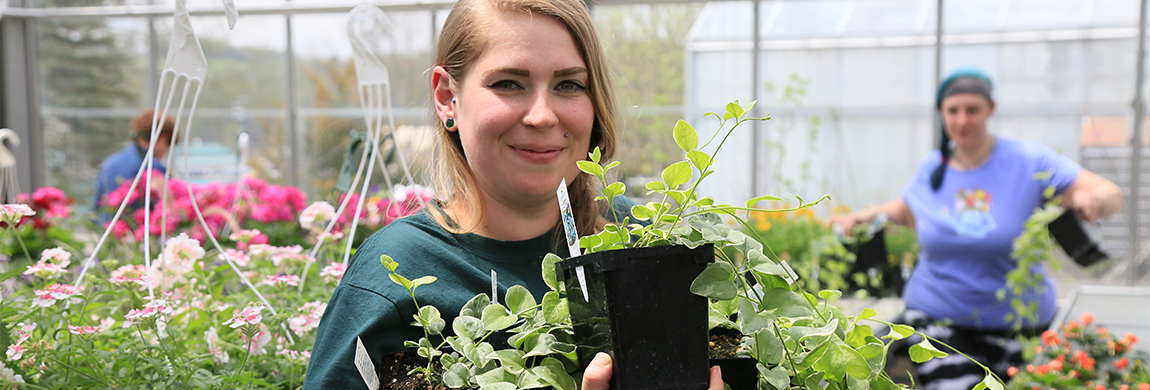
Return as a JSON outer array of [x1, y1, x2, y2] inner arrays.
[[843, 229, 903, 297], [710, 358, 758, 390], [557, 244, 714, 390], [1048, 209, 1108, 267]]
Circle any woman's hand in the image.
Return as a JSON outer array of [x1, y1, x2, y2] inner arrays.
[[1061, 169, 1123, 224], [581, 353, 724, 390], [825, 199, 916, 233]]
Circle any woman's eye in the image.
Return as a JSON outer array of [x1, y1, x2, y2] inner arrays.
[[489, 80, 521, 90], [556, 80, 586, 93]]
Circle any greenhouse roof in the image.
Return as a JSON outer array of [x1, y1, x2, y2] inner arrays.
[[689, 0, 1145, 45]]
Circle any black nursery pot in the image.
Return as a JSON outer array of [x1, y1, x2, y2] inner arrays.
[[844, 229, 903, 297], [1048, 209, 1108, 267], [557, 243, 714, 390]]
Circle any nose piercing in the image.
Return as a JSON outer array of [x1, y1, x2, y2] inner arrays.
[[445, 118, 455, 128], [564, 133, 569, 138]]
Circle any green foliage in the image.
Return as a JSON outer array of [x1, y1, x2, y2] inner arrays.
[[384, 258, 579, 390], [1003, 174, 1064, 330]]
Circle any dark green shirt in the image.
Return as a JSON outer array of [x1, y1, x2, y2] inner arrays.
[[304, 198, 636, 389]]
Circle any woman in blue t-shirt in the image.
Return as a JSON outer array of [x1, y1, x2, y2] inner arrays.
[[827, 68, 1123, 390]]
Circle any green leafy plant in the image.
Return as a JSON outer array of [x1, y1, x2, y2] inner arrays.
[[382, 254, 579, 390], [1002, 171, 1064, 330]]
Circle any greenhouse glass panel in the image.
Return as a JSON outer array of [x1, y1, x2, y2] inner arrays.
[[1085, 39, 1136, 104], [996, 41, 1083, 106], [686, 1, 753, 43], [1003, 0, 1089, 31], [36, 16, 151, 211], [761, 49, 842, 108], [942, 0, 1001, 33], [1090, 0, 1141, 27], [841, 0, 923, 37], [767, 0, 851, 39], [839, 46, 921, 108]]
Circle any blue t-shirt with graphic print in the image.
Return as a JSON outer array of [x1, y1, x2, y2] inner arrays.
[[902, 136, 1080, 329]]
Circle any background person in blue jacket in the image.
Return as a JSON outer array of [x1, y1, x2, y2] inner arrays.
[[93, 109, 177, 218]]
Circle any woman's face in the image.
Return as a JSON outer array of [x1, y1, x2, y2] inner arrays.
[[438, 11, 594, 207], [941, 93, 995, 149]]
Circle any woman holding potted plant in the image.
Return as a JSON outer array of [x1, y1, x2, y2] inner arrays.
[[827, 68, 1124, 390], [304, 0, 722, 388]]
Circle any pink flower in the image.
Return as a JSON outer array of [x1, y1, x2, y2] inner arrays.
[[204, 327, 229, 364], [319, 262, 347, 284], [217, 249, 251, 267], [125, 298, 173, 320], [278, 349, 311, 361], [31, 187, 68, 209], [106, 220, 132, 240], [238, 324, 272, 355], [271, 252, 315, 267], [228, 229, 268, 250], [299, 201, 336, 230], [5, 344, 23, 362], [224, 305, 264, 328], [68, 325, 100, 335], [109, 264, 154, 291], [161, 233, 204, 273], [262, 274, 301, 288], [31, 284, 81, 308], [23, 262, 65, 279], [288, 301, 327, 334], [0, 204, 35, 224], [318, 231, 344, 243]]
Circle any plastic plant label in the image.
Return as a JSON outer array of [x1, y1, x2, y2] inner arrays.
[[491, 270, 498, 305], [355, 336, 380, 390], [781, 260, 798, 285], [556, 178, 588, 302]]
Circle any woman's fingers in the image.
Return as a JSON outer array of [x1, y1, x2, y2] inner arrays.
[[709, 366, 724, 390], [581, 352, 613, 390]]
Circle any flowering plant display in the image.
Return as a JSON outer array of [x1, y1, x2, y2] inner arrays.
[[0, 182, 431, 389], [0, 187, 83, 262], [98, 173, 431, 248], [1007, 312, 1149, 390]]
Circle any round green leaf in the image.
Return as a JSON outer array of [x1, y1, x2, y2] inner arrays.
[[662, 161, 692, 189], [908, 339, 948, 363], [541, 291, 570, 324], [689, 262, 738, 300], [443, 362, 471, 388], [541, 253, 563, 291], [452, 316, 483, 341], [504, 285, 536, 317], [481, 304, 517, 331], [673, 119, 698, 152]]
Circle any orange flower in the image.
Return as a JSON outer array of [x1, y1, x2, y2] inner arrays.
[[1115, 357, 1129, 370], [1050, 360, 1064, 371], [1095, 385, 1107, 390], [1081, 312, 1095, 326], [1138, 383, 1148, 390], [1098, 327, 1109, 337], [1070, 370, 1080, 379], [1122, 332, 1139, 346], [1036, 364, 1051, 375], [1027, 364, 1036, 373], [1008, 366, 1019, 377], [1083, 357, 1096, 370], [1041, 329, 1061, 346]]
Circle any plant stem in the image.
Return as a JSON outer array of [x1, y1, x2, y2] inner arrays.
[[46, 356, 108, 385], [232, 336, 255, 388], [7, 225, 32, 261]]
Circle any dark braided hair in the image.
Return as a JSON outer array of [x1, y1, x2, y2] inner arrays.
[[929, 68, 993, 191]]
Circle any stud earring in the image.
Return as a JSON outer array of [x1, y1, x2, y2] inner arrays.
[[445, 118, 455, 129], [451, 98, 456, 104]]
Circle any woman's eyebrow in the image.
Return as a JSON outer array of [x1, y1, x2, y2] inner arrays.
[[554, 67, 587, 77]]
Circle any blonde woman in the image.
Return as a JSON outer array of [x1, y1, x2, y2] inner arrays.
[[305, 0, 722, 388]]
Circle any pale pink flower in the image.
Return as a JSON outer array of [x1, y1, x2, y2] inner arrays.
[[16, 322, 36, 344], [271, 252, 315, 267], [5, 344, 23, 362], [319, 262, 347, 284], [0, 204, 34, 224], [279, 245, 303, 254], [228, 229, 268, 250], [204, 326, 229, 364], [217, 249, 251, 267], [68, 325, 100, 335], [299, 201, 335, 230], [262, 274, 300, 288], [39, 247, 71, 267], [125, 298, 173, 320], [108, 264, 154, 291], [318, 230, 345, 243], [23, 262, 65, 279], [31, 284, 81, 308], [246, 244, 278, 260], [0, 365, 24, 386], [98, 317, 116, 331], [278, 349, 311, 361], [161, 233, 204, 273], [288, 301, 327, 334], [223, 305, 264, 328]]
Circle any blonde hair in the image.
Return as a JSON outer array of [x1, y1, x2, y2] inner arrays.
[[429, 0, 618, 237]]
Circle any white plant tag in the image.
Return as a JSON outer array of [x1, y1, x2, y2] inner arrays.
[[781, 260, 799, 285], [491, 270, 498, 305], [557, 178, 588, 302], [355, 337, 380, 390]]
